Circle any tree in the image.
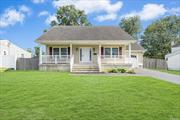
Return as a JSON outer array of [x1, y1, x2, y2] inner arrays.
[[26, 48, 32, 53], [51, 5, 91, 26], [34, 46, 40, 57], [43, 29, 47, 33], [119, 16, 141, 39], [141, 15, 180, 59]]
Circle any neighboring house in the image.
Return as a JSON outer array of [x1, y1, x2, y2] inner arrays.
[[0, 40, 32, 69], [36, 26, 144, 72], [165, 43, 180, 70]]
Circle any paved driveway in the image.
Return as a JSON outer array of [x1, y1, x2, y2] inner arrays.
[[136, 69, 180, 84]]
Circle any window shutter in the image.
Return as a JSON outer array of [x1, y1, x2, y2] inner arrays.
[[49, 47, 52, 55], [68, 47, 70, 55], [119, 47, 122, 55], [101, 47, 104, 55]]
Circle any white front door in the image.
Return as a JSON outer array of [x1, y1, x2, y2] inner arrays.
[[80, 48, 92, 63]]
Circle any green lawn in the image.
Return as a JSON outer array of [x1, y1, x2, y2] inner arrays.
[[0, 71, 180, 120], [149, 69, 180, 75], [157, 69, 180, 75]]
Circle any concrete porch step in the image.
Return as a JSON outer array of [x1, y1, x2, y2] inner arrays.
[[72, 70, 99, 73], [72, 64, 99, 73]]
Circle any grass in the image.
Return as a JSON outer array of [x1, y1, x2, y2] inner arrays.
[[158, 69, 180, 75], [0, 71, 180, 120], [0, 68, 7, 72], [150, 69, 180, 75]]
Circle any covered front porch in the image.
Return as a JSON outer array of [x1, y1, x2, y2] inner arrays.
[[39, 43, 133, 72]]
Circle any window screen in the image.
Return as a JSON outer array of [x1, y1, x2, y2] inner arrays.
[[112, 48, 118, 55], [53, 48, 59, 55], [104, 48, 111, 55], [61, 48, 68, 55]]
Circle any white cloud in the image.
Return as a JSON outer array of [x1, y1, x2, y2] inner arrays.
[[31, 0, 45, 4], [121, 4, 167, 21], [0, 6, 31, 28], [45, 14, 57, 25], [19, 5, 31, 15], [96, 13, 117, 22], [52, 0, 123, 22], [168, 7, 180, 15], [38, 11, 49, 17]]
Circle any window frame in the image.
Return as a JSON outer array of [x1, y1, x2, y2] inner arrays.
[[103, 47, 119, 58], [52, 47, 60, 55], [104, 48, 111, 57], [52, 47, 68, 56], [60, 47, 68, 56]]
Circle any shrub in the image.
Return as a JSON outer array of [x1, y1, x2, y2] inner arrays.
[[126, 69, 136, 74], [108, 68, 118, 73], [117, 68, 126, 73]]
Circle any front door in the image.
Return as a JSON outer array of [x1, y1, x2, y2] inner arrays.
[[80, 48, 92, 63]]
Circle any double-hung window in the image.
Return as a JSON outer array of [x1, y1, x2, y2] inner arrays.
[[60, 48, 68, 59], [104, 47, 119, 58], [112, 48, 118, 58], [53, 48, 59, 55], [104, 48, 111, 58]]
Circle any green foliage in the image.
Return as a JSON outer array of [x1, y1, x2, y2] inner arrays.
[[108, 68, 118, 73], [0, 71, 180, 119], [151, 69, 180, 75], [0, 68, 14, 72], [126, 69, 136, 74], [26, 48, 32, 53], [43, 29, 47, 33], [119, 16, 141, 39], [108, 68, 127, 73], [141, 15, 180, 59], [34, 46, 40, 56], [117, 68, 127, 73], [51, 5, 91, 26]]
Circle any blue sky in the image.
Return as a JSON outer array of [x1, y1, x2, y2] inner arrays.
[[0, 0, 179, 50]]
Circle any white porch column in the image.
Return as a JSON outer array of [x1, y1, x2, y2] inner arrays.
[[128, 43, 132, 63], [70, 44, 73, 72], [70, 44, 72, 56], [39, 45, 42, 65], [98, 44, 102, 72]]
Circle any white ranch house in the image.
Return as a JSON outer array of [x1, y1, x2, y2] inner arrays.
[[36, 26, 144, 72], [0, 40, 32, 69], [165, 43, 180, 70]]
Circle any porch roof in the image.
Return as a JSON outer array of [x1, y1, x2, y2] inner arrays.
[[126, 43, 145, 51], [36, 26, 135, 43]]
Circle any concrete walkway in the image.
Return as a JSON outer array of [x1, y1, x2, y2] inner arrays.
[[71, 69, 180, 84], [136, 69, 180, 84]]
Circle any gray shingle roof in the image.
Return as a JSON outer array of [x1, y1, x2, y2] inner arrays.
[[126, 43, 145, 51], [36, 26, 135, 42]]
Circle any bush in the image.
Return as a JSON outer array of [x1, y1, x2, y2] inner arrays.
[[0, 68, 14, 72], [126, 69, 136, 74], [107, 68, 127, 73], [108, 68, 118, 73], [117, 68, 126, 73]]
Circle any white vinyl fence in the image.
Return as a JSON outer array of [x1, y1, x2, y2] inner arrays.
[[0, 55, 16, 69]]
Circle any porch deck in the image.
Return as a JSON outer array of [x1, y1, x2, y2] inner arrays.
[[39, 55, 133, 72]]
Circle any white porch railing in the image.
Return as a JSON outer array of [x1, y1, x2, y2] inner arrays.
[[101, 55, 125, 59], [101, 55, 127, 64], [41, 55, 70, 64]]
